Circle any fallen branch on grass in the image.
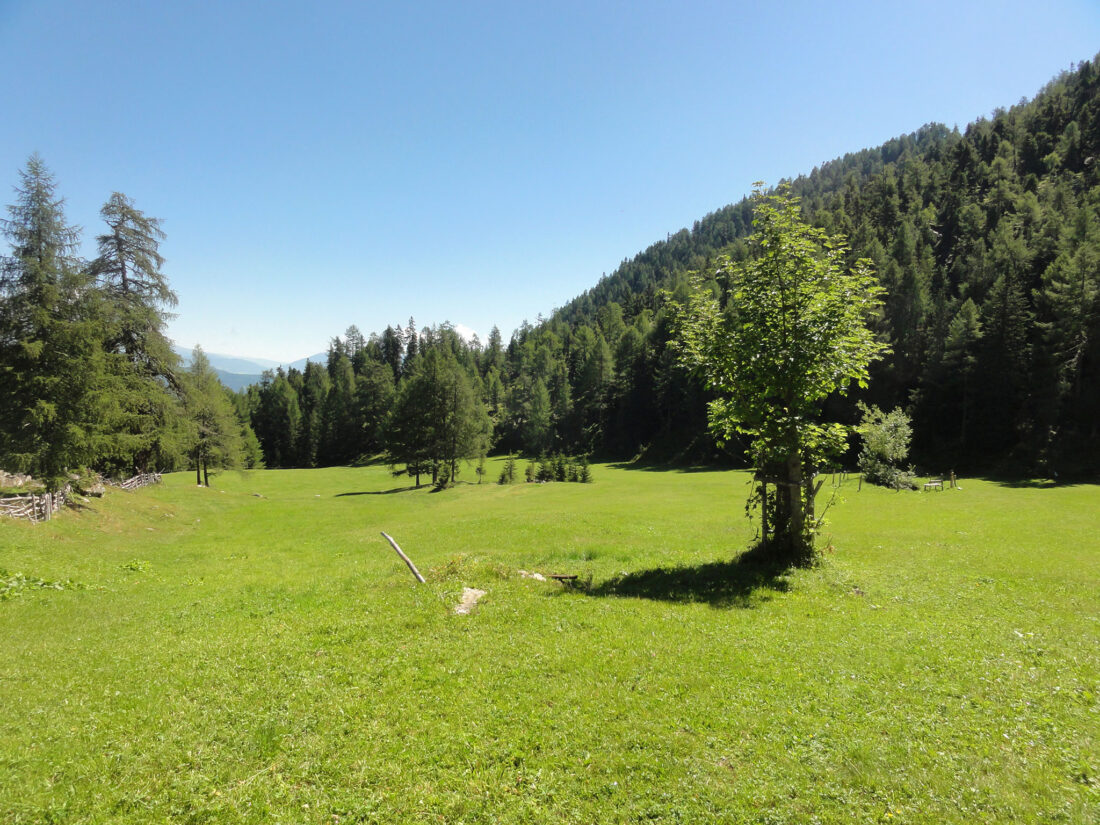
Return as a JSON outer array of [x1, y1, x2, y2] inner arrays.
[[380, 531, 426, 583]]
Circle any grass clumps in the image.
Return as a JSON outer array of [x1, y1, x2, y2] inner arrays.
[[1, 568, 84, 600]]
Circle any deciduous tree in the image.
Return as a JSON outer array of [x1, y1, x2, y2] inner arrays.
[[673, 185, 886, 559]]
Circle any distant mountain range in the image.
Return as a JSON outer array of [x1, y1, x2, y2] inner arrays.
[[173, 346, 327, 391]]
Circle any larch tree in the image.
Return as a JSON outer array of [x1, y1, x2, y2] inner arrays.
[[673, 185, 887, 560], [90, 192, 176, 364], [385, 355, 436, 486], [355, 358, 395, 454], [320, 349, 358, 464], [182, 346, 243, 486], [89, 192, 184, 474], [433, 353, 491, 486]]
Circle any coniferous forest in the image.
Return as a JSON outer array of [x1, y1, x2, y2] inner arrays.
[[0, 157, 263, 490], [3, 57, 1099, 483]]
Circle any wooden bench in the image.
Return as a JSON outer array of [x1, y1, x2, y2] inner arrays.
[[923, 478, 943, 491]]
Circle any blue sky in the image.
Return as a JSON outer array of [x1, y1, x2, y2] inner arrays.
[[2, 1, 1098, 362]]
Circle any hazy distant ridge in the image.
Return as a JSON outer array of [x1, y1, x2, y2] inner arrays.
[[173, 346, 327, 373], [172, 346, 328, 390]]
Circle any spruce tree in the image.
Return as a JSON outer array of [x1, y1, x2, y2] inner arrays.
[[0, 155, 106, 489]]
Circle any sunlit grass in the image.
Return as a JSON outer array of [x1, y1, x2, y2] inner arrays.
[[1, 462, 1096, 823]]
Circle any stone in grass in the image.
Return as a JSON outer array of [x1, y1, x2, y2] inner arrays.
[[454, 587, 487, 615]]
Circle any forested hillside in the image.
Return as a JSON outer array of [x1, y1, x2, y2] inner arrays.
[[243, 56, 1099, 477], [8, 59, 1096, 485]]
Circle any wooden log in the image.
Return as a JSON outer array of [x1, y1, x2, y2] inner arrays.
[[380, 531, 426, 583]]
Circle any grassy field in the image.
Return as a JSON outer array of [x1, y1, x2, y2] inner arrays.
[[1, 461, 1097, 823]]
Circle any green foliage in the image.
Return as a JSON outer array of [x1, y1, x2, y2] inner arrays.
[[90, 192, 185, 475], [672, 185, 887, 556], [856, 403, 917, 490], [320, 350, 359, 464], [537, 456, 553, 482], [384, 347, 491, 488], [0, 156, 109, 490], [182, 347, 245, 485], [0, 159, 196, 484], [497, 454, 516, 484], [1, 568, 83, 600]]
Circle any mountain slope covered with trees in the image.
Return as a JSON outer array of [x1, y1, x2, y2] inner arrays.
[[5, 57, 1098, 485], [243, 56, 1100, 477]]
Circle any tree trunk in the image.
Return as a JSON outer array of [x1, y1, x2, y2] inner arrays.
[[805, 473, 821, 531], [759, 480, 769, 551], [196, 447, 202, 486], [450, 384, 459, 485], [787, 453, 805, 553]]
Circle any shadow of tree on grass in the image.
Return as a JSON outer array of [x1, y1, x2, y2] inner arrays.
[[335, 485, 421, 497], [584, 544, 797, 609]]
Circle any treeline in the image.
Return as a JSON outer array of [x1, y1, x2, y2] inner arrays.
[[0, 156, 262, 490], [10, 56, 1095, 485], [244, 57, 1100, 476], [245, 324, 491, 485], [240, 298, 713, 475], [784, 61, 1100, 472], [241, 319, 639, 478]]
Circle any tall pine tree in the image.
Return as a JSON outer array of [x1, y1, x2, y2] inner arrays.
[[0, 155, 106, 489]]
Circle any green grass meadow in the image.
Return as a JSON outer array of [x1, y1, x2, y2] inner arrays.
[[1, 462, 1097, 823]]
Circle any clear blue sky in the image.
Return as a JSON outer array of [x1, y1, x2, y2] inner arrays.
[[2, 0, 1098, 362]]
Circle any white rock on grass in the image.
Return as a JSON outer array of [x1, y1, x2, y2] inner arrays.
[[454, 587, 487, 615]]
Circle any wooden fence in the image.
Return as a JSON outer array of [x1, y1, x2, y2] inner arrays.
[[0, 485, 71, 523], [111, 472, 162, 491], [0, 472, 162, 524]]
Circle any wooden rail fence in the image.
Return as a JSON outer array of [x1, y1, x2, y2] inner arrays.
[[0, 472, 161, 524], [0, 485, 71, 523], [111, 472, 162, 491]]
